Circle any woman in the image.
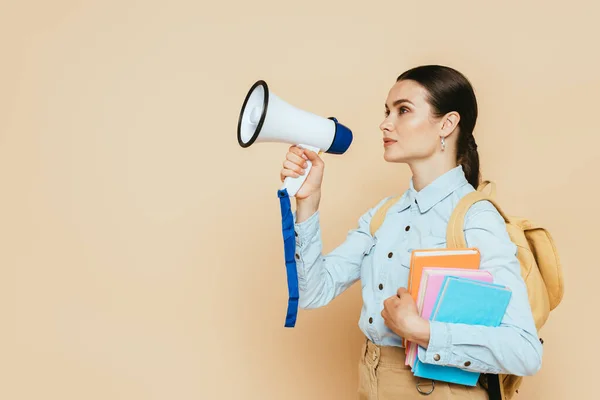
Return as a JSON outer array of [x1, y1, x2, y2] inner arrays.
[[280, 65, 543, 399]]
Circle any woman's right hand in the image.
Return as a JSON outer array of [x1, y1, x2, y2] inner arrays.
[[280, 145, 325, 201]]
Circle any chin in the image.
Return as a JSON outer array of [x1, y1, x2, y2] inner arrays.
[[383, 149, 408, 163]]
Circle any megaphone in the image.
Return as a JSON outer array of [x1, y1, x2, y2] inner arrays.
[[237, 80, 353, 197]]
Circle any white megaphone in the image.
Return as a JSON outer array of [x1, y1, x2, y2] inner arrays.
[[237, 80, 353, 197]]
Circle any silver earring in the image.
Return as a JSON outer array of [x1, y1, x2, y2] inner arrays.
[[440, 137, 446, 151]]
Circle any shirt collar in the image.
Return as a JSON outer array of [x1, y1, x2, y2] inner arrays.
[[388, 192, 411, 213], [407, 165, 469, 213]]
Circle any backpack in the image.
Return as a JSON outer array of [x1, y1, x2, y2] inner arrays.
[[369, 180, 564, 400]]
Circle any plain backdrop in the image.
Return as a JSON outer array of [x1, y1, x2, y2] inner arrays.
[[1, 1, 598, 399]]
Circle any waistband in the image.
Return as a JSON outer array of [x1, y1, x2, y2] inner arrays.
[[362, 338, 407, 365]]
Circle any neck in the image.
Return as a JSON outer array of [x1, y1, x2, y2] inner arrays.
[[409, 156, 457, 192]]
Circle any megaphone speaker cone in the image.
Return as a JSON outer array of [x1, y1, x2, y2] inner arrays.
[[237, 80, 268, 148]]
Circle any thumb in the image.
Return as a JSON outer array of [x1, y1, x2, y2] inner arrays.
[[397, 287, 408, 298], [303, 149, 323, 166]]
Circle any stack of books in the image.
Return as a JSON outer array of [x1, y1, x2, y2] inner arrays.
[[403, 248, 512, 386]]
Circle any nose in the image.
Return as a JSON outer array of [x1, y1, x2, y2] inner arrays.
[[379, 117, 393, 133]]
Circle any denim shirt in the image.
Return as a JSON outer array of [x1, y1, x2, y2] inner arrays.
[[293, 165, 543, 376]]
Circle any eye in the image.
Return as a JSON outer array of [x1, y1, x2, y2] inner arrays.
[[399, 107, 409, 114], [384, 109, 390, 117]]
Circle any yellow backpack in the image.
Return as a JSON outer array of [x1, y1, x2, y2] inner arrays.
[[369, 180, 564, 400]]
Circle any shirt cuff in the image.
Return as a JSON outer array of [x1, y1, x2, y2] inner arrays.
[[293, 210, 320, 247], [418, 321, 452, 365]]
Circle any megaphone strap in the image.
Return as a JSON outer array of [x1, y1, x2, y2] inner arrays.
[[277, 188, 299, 328]]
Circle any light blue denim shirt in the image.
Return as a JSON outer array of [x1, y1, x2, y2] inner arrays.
[[293, 165, 543, 376]]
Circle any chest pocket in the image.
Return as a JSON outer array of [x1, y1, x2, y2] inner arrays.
[[398, 250, 411, 270], [415, 221, 447, 249], [363, 236, 377, 256], [421, 234, 447, 249]]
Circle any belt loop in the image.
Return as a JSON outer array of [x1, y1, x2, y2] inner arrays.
[[372, 342, 380, 365]]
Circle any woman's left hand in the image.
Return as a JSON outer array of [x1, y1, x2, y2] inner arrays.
[[381, 287, 431, 348]]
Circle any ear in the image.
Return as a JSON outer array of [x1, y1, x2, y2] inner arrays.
[[440, 112, 460, 139]]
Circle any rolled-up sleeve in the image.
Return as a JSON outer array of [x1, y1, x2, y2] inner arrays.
[[293, 198, 388, 310], [418, 201, 543, 376]]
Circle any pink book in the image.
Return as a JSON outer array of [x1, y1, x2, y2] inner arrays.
[[405, 267, 493, 368]]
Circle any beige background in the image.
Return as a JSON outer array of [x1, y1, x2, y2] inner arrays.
[[1, 1, 598, 399]]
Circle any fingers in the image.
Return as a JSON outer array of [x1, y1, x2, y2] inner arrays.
[[397, 287, 408, 298], [280, 145, 324, 183], [283, 159, 306, 175], [381, 309, 388, 324], [383, 296, 393, 308], [280, 146, 309, 182], [383, 295, 399, 311], [287, 145, 322, 167], [286, 150, 308, 169], [280, 165, 302, 181], [381, 306, 395, 330], [289, 145, 308, 160]]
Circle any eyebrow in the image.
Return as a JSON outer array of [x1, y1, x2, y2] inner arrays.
[[385, 99, 415, 109]]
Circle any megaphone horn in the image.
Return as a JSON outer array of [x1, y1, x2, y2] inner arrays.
[[237, 80, 353, 197]]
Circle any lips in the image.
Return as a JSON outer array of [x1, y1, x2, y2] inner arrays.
[[383, 138, 397, 146]]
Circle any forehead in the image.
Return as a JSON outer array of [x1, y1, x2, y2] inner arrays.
[[385, 79, 429, 106]]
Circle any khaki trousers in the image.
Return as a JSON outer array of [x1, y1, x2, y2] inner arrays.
[[358, 339, 489, 400]]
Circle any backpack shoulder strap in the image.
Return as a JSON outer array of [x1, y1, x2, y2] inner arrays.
[[477, 180, 497, 197], [369, 195, 402, 236], [446, 181, 510, 248]]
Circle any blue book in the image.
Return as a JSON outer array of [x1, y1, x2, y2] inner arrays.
[[412, 276, 512, 386]]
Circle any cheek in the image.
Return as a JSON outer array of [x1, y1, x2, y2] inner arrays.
[[390, 120, 438, 157], [397, 119, 433, 145], [395, 115, 429, 137]]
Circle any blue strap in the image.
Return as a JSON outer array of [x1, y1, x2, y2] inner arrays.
[[277, 188, 299, 328]]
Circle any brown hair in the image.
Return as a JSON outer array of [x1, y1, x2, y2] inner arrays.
[[397, 65, 480, 188]]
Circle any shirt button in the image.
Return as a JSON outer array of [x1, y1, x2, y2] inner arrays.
[[294, 231, 298, 237], [295, 253, 300, 259], [387, 252, 393, 258], [369, 317, 373, 324], [433, 354, 441, 361], [405, 226, 410, 231], [464, 361, 471, 367], [378, 283, 383, 290]]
